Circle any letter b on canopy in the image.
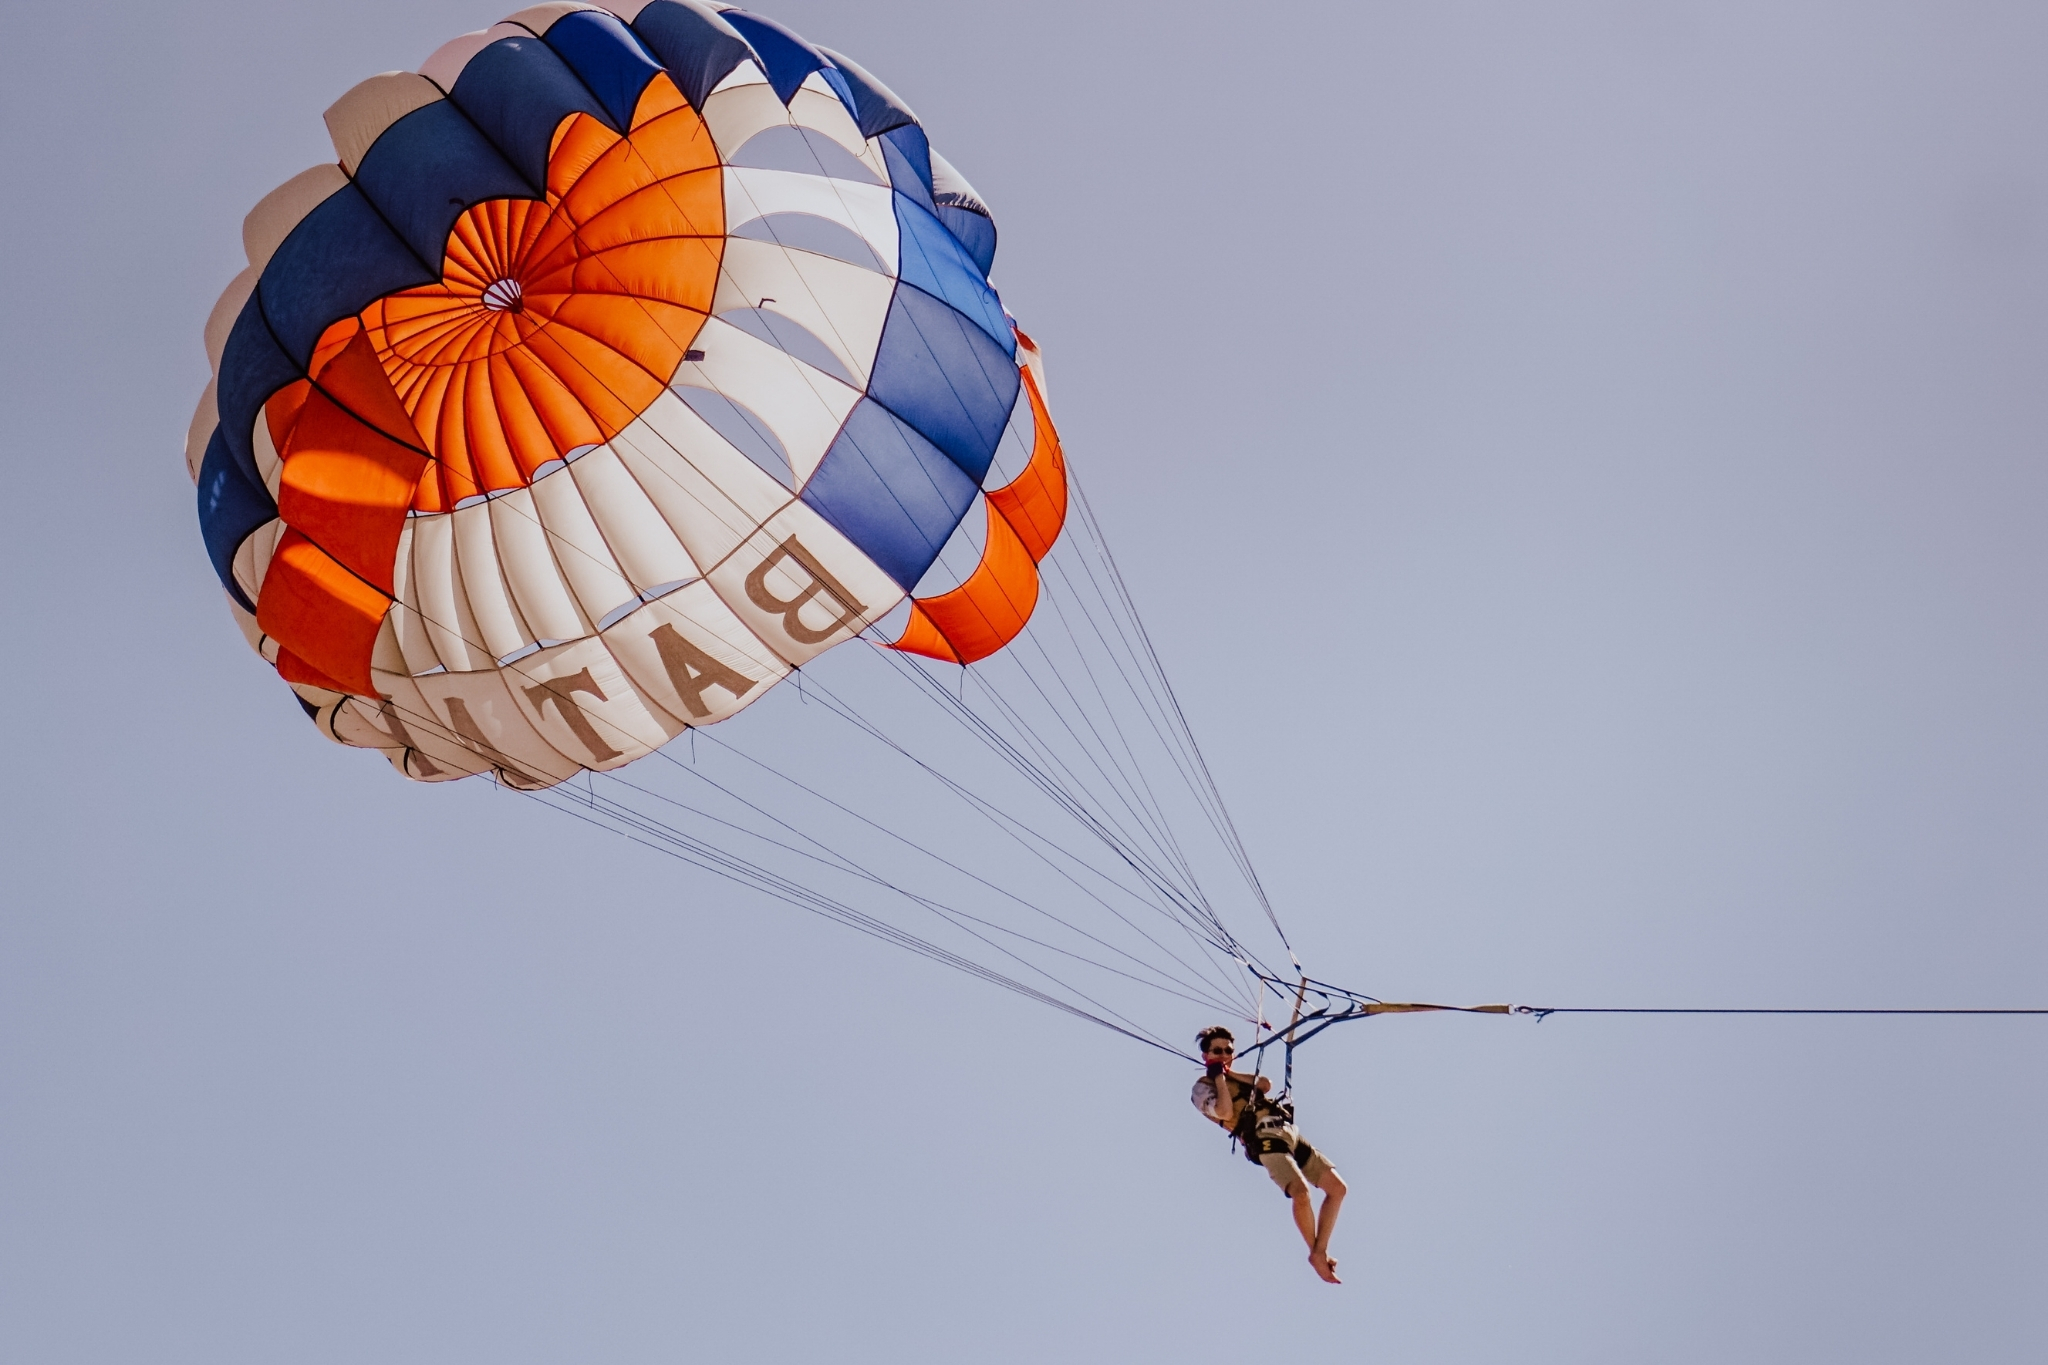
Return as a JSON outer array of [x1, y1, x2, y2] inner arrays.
[[744, 537, 868, 646]]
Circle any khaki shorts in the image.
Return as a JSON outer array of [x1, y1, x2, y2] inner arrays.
[[1258, 1126, 1334, 1193]]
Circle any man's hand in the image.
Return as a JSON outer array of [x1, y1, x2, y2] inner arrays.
[[1254, 1075, 1272, 1095]]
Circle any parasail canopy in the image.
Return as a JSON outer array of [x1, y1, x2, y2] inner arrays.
[[190, 1, 1063, 790]]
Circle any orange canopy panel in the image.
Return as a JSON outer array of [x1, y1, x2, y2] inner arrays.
[[891, 366, 1067, 665]]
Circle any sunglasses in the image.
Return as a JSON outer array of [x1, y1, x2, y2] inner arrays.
[[1205, 1044, 1234, 1056]]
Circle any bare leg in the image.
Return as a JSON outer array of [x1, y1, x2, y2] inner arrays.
[[1309, 1168, 1347, 1284], [1287, 1179, 1317, 1251]]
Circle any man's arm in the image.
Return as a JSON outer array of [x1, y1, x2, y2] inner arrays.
[[1217, 1072, 1263, 1128], [1212, 1071, 1275, 1129], [1204, 1071, 1238, 1129]]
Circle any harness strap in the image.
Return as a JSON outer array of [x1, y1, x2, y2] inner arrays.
[[1225, 1079, 1297, 1163]]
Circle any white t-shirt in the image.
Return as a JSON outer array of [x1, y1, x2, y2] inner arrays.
[[1191, 1075, 1227, 1123]]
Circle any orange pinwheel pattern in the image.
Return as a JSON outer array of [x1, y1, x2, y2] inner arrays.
[[301, 71, 723, 512], [257, 72, 722, 694]]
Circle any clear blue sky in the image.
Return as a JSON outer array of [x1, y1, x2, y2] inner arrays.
[[3, 2, 2044, 1361]]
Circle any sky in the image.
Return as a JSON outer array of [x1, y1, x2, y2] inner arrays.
[[3, 1, 2045, 1361]]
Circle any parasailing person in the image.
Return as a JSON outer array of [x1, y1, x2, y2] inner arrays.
[[1191, 1026, 1348, 1283]]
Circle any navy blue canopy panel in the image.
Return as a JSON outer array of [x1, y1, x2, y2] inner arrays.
[[718, 9, 833, 104], [540, 9, 665, 128], [801, 398, 981, 589], [445, 34, 617, 184], [817, 46, 919, 138], [628, 0, 759, 110], [863, 282, 1020, 486], [196, 427, 279, 612]]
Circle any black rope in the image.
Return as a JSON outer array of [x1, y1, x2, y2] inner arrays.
[[1225, 977, 2048, 1081], [1516, 1006, 2048, 1019]]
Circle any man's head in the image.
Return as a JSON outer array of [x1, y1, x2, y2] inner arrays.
[[1196, 1026, 1235, 1066]]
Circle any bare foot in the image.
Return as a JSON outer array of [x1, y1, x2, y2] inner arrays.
[[1310, 1252, 1342, 1284]]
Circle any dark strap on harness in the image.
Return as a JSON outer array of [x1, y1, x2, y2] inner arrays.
[[1226, 1082, 1296, 1163]]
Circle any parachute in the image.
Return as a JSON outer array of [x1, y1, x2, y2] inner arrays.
[[190, 0, 1054, 785], [187, 2, 1306, 1058]]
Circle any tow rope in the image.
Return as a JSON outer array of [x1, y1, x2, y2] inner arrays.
[[1235, 975, 2046, 1094]]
